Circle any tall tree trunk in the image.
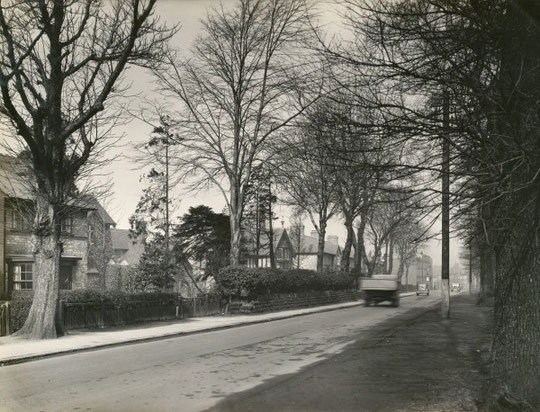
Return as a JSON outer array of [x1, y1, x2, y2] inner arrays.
[[396, 254, 405, 284], [491, 204, 540, 406], [255, 193, 260, 268], [342, 215, 354, 272], [268, 196, 276, 269], [229, 188, 243, 266], [387, 236, 394, 274], [355, 215, 367, 274], [405, 263, 411, 291], [489, 1, 540, 405], [316, 219, 327, 273], [14, 196, 62, 339]]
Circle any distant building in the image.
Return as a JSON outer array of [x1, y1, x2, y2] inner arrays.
[[393, 252, 434, 289], [245, 226, 354, 271]]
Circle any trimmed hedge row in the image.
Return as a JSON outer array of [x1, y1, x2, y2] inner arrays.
[[215, 266, 356, 298], [9, 290, 183, 333]]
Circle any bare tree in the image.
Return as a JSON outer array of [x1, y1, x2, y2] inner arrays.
[[0, 0, 174, 339], [277, 101, 341, 273], [153, 0, 319, 266], [330, 0, 540, 405], [394, 220, 428, 287]]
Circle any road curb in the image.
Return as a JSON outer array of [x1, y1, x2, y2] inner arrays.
[[0, 294, 419, 366]]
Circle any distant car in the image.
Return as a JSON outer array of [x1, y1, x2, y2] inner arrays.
[[416, 283, 429, 296], [451, 283, 461, 293]]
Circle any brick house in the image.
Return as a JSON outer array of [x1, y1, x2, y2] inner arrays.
[[288, 227, 355, 271], [0, 154, 116, 296], [246, 228, 296, 269], [246, 226, 355, 271]]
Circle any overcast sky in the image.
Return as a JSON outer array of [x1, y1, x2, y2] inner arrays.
[[0, 0, 462, 268]]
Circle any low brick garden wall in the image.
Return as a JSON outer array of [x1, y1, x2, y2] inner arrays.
[[231, 290, 359, 314]]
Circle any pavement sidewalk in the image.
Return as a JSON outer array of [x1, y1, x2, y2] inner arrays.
[[0, 295, 421, 366]]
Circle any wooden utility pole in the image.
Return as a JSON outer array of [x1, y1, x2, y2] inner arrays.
[[469, 241, 473, 295], [164, 134, 170, 291], [441, 90, 451, 318]]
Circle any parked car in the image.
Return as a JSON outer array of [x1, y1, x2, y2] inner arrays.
[[416, 283, 429, 296], [451, 283, 461, 293]]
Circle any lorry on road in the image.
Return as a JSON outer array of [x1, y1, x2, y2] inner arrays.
[[360, 275, 400, 307]]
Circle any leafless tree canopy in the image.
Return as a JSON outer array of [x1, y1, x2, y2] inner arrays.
[[153, 0, 321, 265], [0, 0, 174, 339]]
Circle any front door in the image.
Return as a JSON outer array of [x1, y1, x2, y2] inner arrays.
[[60, 265, 73, 290]]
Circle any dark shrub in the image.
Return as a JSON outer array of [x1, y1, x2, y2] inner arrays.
[[215, 266, 355, 298], [9, 291, 34, 333]]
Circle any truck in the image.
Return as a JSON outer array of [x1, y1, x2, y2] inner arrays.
[[360, 275, 400, 307]]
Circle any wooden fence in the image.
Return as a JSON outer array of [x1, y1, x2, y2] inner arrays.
[[181, 295, 222, 318], [0, 302, 10, 337], [61, 295, 222, 332]]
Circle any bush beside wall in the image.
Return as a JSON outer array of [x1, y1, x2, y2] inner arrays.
[[216, 267, 356, 298], [235, 290, 359, 314]]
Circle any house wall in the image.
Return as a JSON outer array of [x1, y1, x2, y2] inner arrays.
[[0, 194, 5, 296], [3, 206, 90, 291], [298, 254, 317, 271], [87, 210, 113, 289]]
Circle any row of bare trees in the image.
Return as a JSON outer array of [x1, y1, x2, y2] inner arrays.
[[0, 0, 429, 339], [326, 0, 540, 406]]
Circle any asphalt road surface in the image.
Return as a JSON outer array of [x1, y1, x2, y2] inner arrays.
[[0, 295, 439, 412]]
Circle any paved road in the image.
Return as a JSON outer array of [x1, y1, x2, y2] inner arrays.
[[0, 295, 439, 412]]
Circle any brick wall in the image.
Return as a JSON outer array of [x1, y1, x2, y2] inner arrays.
[[87, 211, 113, 289], [0, 194, 5, 296], [233, 290, 358, 314]]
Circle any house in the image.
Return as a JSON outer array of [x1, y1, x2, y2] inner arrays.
[[105, 228, 145, 291], [391, 252, 433, 289], [0, 154, 116, 295], [246, 228, 296, 269], [246, 226, 355, 271], [291, 229, 345, 271]]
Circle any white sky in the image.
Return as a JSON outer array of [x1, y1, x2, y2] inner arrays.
[[0, 0, 462, 268]]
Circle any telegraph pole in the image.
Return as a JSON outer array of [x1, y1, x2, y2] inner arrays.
[[441, 90, 451, 318]]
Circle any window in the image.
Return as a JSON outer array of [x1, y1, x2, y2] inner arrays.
[[61, 216, 73, 234], [13, 263, 33, 290], [88, 224, 95, 244], [6, 208, 29, 231], [276, 247, 290, 260]]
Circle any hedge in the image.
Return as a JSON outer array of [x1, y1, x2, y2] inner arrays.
[[214, 266, 356, 298], [9, 290, 182, 333]]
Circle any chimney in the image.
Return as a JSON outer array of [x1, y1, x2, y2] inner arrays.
[[327, 235, 339, 244], [290, 225, 304, 237], [310, 230, 318, 238]]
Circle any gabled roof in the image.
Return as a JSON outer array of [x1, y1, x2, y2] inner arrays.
[[89, 198, 116, 226], [255, 228, 293, 257], [111, 228, 132, 250], [110, 228, 144, 266], [0, 153, 115, 225], [295, 234, 340, 256], [0, 153, 34, 200]]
